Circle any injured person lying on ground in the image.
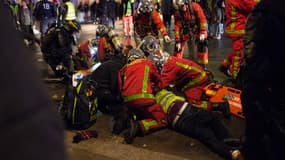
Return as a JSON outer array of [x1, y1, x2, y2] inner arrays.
[[124, 89, 242, 160]]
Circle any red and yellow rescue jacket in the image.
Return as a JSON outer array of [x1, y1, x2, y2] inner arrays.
[[174, 2, 207, 41], [225, 0, 259, 38], [133, 9, 168, 38], [118, 59, 161, 102], [158, 56, 208, 91]]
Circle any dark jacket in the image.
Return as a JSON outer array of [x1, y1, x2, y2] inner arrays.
[[91, 55, 126, 95], [0, 2, 65, 160], [240, 0, 285, 159]]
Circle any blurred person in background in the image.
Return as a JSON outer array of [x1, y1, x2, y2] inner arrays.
[[239, 0, 285, 159], [0, 2, 65, 160]]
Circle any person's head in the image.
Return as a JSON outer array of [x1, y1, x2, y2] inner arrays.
[[138, 0, 154, 14], [127, 48, 145, 63], [96, 24, 109, 37], [175, 0, 190, 11], [148, 51, 170, 71], [21, 0, 27, 8], [140, 35, 160, 57]]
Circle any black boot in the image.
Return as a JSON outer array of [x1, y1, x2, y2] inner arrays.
[[211, 101, 231, 119], [112, 112, 130, 135], [123, 119, 142, 144]]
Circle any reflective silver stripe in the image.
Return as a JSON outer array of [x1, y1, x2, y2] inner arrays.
[[172, 102, 188, 127]]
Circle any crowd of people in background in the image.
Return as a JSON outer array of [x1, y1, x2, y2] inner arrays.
[[5, 0, 226, 42]]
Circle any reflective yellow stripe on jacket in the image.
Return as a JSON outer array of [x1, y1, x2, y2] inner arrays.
[[175, 62, 206, 91], [225, 6, 245, 35], [155, 89, 185, 113], [124, 66, 155, 102]]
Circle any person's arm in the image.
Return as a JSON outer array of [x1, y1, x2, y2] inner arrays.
[[158, 58, 178, 89], [192, 2, 207, 38], [151, 10, 168, 36]]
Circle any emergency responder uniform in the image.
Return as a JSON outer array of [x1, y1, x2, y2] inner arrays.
[[158, 55, 230, 118], [154, 89, 241, 160], [219, 0, 259, 80], [133, 0, 171, 46], [118, 48, 167, 144], [59, 0, 77, 22], [173, 0, 207, 66], [33, 0, 57, 37], [96, 25, 123, 62], [57, 0, 79, 43], [41, 21, 80, 77]]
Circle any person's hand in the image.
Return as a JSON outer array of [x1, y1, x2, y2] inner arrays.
[[199, 34, 206, 41], [164, 35, 171, 43], [175, 42, 181, 51]]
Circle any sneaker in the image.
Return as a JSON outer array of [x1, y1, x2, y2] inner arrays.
[[215, 34, 221, 40]]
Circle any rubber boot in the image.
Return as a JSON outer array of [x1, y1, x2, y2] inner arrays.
[[211, 101, 231, 118], [112, 111, 130, 135]]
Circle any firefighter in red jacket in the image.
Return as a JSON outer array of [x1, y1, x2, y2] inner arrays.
[[219, 0, 259, 80], [156, 52, 230, 118], [96, 25, 123, 62], [133, 0, 171, 46], [118, 48, 167, 144], [173, 0, 207, 64]]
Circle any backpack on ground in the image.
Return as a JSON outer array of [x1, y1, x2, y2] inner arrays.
[[62, 76, 98, 130]]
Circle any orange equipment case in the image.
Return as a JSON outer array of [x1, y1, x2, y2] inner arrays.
[[204, 83, 244, 119]]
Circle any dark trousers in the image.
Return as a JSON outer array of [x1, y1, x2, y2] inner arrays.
[[162, 14, 172, 33], [21, 24, 39, 44], [174, 106, 232, 159]]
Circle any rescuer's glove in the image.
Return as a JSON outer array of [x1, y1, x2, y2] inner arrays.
[[175, 42, 181, 51], [163, 35, 171, 43], [199, 34, 206, 41]]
